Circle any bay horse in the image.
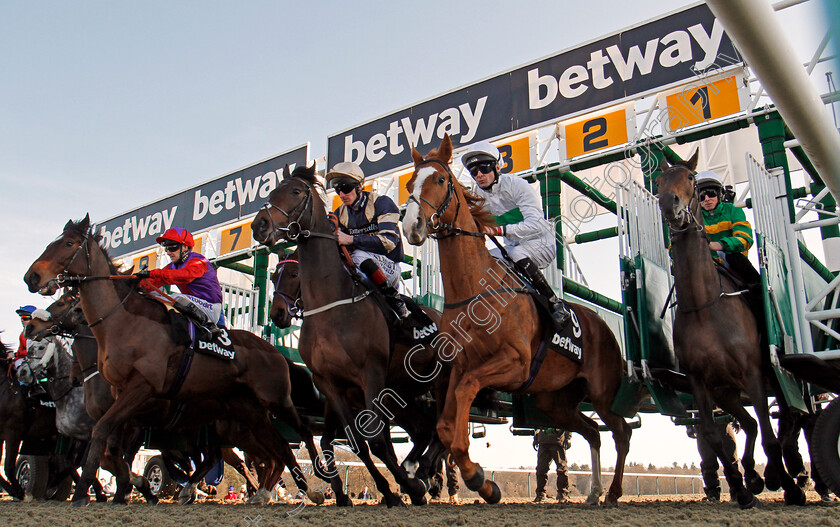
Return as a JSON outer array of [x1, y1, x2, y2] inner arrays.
[[268, 247, 455, 503], [252, 165, 448, 506], [655, 152, 805, 507], [0, 340, 58, 500], [402, 135, 631, 505], [23, 216, 326, 506]]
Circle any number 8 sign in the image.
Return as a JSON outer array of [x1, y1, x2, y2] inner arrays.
[[561, 106, 633, 160]]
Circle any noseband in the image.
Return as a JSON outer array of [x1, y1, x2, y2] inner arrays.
[[407, 158, 485, 239]]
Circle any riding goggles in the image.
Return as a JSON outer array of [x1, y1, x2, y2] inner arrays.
[[468, 161, 496, 177], [20, 315, 31, 321], [161, 242, 182, 252], [334, 183, 357, 195], [699, 190, 719, 201]]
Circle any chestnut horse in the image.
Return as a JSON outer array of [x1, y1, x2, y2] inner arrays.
[[24, 216, 326, 506], [402, 135, 631, 505], [655, 153, 805, 507], [252, 165, 448, 506]]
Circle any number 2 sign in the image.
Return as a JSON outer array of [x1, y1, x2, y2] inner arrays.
[[561, 106, 633, 160]]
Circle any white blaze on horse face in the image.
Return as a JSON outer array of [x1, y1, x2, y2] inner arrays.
[[403, 166, 435, 244]]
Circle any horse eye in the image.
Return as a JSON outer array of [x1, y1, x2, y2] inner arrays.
[[292, 189, 301, 195], [437, 176, 445, 184], [65, 241, 74, 247]]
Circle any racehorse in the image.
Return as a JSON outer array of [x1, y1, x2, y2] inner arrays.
[[30, 288, 326, 505], [252, 165, 448, 506], [655, 152, 806, 507], [0, 339, 59, 500], [24, 216, 326, 506], [268, 246, 455, 504], [401, 135, 631, 505]]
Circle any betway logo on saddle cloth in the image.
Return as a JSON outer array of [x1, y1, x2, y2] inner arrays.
[[327, 3, 737, 177], [95, 145, 308, 258]]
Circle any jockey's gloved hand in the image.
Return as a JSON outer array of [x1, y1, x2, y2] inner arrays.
[[134, 269, 151, 280]]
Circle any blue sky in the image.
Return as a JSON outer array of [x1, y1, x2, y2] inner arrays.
[[1, 1, 831, 468]]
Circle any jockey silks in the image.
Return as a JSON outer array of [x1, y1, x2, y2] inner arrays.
[[145, 251, 223, 305], [335, 190, 404, 264]]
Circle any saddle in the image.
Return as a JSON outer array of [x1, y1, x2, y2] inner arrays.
[[166, 308, 235, 361]]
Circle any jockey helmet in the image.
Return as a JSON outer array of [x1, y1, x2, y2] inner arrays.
[[156, 227, 194, 249], [460, 140, 501, 171], [326, 162, 364, 190], [696, 170, 724, 195], [16, 305, 37, 317]]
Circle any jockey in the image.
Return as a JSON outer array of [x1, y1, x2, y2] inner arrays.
[[18, 308, 64, 394], [696, 171, 760, 285], [135, 227, 224, 338], [13, 305, 36, 370], [461, 141, 570, 328], [326, 161, 410, 320]]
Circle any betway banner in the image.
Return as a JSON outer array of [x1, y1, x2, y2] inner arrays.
[[97, 144, 309, 258], [327, 2, 738, 177]]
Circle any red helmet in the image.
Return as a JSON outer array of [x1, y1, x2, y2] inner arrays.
[[156, 227, 194, 248]]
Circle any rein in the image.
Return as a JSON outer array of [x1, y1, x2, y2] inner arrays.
[[273, 259, 303, 317]]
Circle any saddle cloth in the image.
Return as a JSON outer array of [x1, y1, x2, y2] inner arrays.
[[167, 309, 235, 361], [530, 292, 584, 364]]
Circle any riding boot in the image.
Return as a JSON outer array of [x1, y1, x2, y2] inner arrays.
[[173, 297, 221, 338], [359, 259, 410, 321], [517, 258, 571, 329]]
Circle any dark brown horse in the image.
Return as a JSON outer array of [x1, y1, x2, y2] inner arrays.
[[401, 135, 631, 505], [655, 152, 805, 507], [270, 253, 302, 329], [24, 216, 326, 506], [0, 339, 58, 500], [252, 165, 448, 506]]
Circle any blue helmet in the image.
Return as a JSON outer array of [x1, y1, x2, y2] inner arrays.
[[16, 305, 36, 316]]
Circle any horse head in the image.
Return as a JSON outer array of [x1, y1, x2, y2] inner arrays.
[[269, 251, 302, 328], [403, 135, 456, 245], [24, 215, 95, 296], [655, 150, 700, 231], [252, 163, 321, 246], [26, 289, 84, 341]]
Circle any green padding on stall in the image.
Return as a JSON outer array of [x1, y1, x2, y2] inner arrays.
[[639, 257, 675, 369], [611, 378, 648, 418], [415, 292, 444, 311]]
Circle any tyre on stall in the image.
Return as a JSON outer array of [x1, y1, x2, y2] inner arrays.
[[15, 455, 49, 500], [143, 455, 177, 498], [812, 396, 840, 497]]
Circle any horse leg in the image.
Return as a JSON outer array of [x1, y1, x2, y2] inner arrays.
[[270, 396, 330, 484], [534, 386, 605, 505], [2, 438, 24, 500], [222, 448, 260, 493], [319, 406, 353, 507], [691, 381, 754, 509], [72, 378, 153, 507], [177, 448, 220, 505], [776, 399, 808, 487], [716, 389, 763, 495], [588, 392, 631, 505], [745, 379, 806, 505]]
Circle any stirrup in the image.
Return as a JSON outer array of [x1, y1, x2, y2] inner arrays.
[[550, 300, 571, 328]]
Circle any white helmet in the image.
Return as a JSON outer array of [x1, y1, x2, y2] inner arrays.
[[695, 170, 724, 194], [326, 161, 364, 189], [460, 140, 501, 170]]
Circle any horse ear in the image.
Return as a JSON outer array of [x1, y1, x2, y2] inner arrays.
[[657, 154, 670, 173], [80, 214, 91, 232], [283, 165, 292, 180], [439, 134, 452, 162], [63, 219, 74, 232], [411, 144, 423, 166], [686, 149, 699, 171]]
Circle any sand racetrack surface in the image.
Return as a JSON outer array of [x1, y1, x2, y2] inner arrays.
[[0, 492, 838, 527]]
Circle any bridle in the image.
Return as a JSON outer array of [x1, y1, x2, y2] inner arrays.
[[272, 259, 303, 318], [51, 228, 137, 327], [259, 179, 336, 242], [406, 157, 483, 239]]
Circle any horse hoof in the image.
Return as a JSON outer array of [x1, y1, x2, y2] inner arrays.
[[784, 486, 806, 506], [96, 495, 109, 503], [464, 466, 486, 492], [177, 494, 195, 505], [335, 495, 354, 507], [479, 481, 501, 504], [383, 492, 406, 508], [108, 499, 126, 506], [410, 493, 427, 506], [307, 491, 325, 505], [737, 494, 759, 510], [71, 497, 90, 508], [603, 494, 620, 507], [147, 494, 159, 505], [585, 494, 602, 506], [746, 473, 765, 495], [764, 468, 781, 491]]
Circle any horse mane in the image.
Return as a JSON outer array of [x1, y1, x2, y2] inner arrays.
[[63, 218, 132, 277], [0, 335, 11, 357], [291, 165, 318, 186], [461, 184, 496, 231]]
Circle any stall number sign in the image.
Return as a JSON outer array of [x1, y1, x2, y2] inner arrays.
[[564, 108, 629, 159], [132, 251, 158, 273], [221, 224, 251, 255], [666, 76, 741, 131], [396, 134, 534, 205]]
